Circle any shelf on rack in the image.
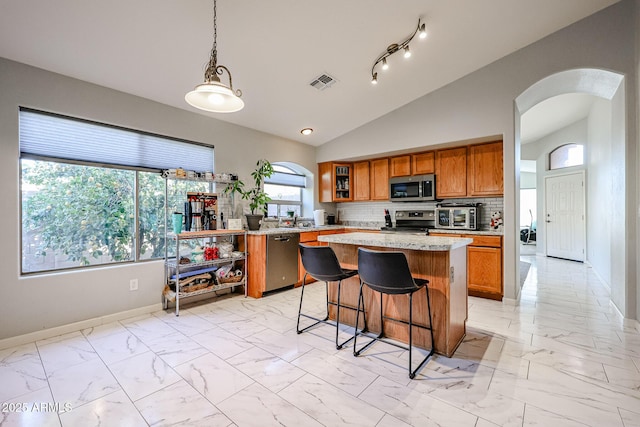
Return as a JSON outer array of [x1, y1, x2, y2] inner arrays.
[[165, 253, 245, 269], [163, 280, 245, 302], [168, 229, 245, 239], [163, 174, 236, 185]]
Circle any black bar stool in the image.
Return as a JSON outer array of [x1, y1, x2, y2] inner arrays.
[[353, 247, 435, 379], [297, 244, 363, 349]]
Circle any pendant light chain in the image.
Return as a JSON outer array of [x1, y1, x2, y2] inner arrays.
[[211, 0, 217, 63], [205, 0, 218, 81]]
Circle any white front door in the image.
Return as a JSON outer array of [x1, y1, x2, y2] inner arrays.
[[545, 172, 585, 261]]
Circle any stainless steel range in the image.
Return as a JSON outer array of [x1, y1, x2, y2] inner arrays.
[[382, 209, 436, 233]]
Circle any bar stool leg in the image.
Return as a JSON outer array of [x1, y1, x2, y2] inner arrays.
[[296, 273, 329, 334], [409, 293, 414, 379], [409, 286, 435, 379], [426, 285, 434, 349], [335, 280, 342, 349], [353, 281, 365, 355]]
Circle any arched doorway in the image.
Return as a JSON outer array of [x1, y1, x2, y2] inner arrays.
[[514, 68, 629, 316]]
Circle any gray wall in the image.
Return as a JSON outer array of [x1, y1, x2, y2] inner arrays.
[[636, 0, 640, 325], [520, 172, 536, 189], [0, 57, 316, 340], [587, 99, 613, 289], [317, 0, 638, 315]]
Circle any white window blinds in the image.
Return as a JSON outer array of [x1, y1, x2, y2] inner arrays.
[[19, 108, 213, 171]]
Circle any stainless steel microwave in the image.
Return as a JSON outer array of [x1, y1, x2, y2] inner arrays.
[[389, 174, 435, 202]]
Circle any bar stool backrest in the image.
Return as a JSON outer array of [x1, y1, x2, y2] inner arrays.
[[299, 244, 347, 282], [357, 248, 419, 295]]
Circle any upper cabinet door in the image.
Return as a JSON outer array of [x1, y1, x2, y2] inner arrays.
[[468, 141, 503, 196], [370, 158, 389, 200], [411, 151, 435, 175], [353, 161, 370, 201], [318, 162, 333, 203], [389, 155, 411, 177], [435, 147, 467, 198]]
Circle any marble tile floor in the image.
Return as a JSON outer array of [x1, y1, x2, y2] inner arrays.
[[1, 255, 639, 426]]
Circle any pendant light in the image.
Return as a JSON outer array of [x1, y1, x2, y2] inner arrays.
[[185, 0, 244, 113]]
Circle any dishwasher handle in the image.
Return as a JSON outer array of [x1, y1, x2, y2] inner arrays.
[[273, 236, 291, 242]]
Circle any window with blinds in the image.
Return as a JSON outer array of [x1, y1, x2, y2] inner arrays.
[[19, 108, 214, 274]]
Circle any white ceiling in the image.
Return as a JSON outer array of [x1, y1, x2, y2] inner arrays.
[[0, 0, 618, 146], [521, 93, 598, 145]]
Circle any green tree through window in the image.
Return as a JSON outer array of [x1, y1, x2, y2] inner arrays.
[[22, 160, 210, 273]]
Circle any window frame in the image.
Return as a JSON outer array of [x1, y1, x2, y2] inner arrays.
[[264, 165, 305, 218], [19, 110, 214, 275], [549, 143, 584, 170]]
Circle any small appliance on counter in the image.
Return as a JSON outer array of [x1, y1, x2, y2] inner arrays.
[[435, 202, 480, 230], [313, 209, 325, 226]]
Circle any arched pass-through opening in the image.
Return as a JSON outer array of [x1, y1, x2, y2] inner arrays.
[[514, 68, 630, 316]]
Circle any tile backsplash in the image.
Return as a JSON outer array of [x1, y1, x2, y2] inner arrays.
[[336, 198, 504, 230]]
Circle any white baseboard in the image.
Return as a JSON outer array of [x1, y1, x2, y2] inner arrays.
[[502, 297, 519, 306], [0, 303, 163, 351]]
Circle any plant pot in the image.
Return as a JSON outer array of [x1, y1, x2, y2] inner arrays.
[[245, 214, 263, 231]]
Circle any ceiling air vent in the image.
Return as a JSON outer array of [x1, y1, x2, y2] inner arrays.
[[309, 73, 337, 91]]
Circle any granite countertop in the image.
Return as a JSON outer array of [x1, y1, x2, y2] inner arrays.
[[427, 228, 503, 236], [246, 225, 345, 236], [317, 232, 473, 251], [247, 225, 502, 236]]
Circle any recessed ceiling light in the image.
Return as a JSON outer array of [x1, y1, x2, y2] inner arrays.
[[301, 128, 313, 135]]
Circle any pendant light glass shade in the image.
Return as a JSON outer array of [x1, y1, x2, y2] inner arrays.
[[185, 81, 244, 113]]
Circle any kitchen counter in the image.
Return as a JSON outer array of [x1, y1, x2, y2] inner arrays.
[[246, 225, 502, 236], [317, 231, 469, 357], [247, 225, 345, 235], [427, 228, 503, 236], [318, 232, 472, 251]]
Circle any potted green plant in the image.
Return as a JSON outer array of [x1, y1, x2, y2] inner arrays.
[[224, 159, 274, 230]]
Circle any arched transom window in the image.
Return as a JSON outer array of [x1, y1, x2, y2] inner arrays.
[[549, 143, 584, 170]]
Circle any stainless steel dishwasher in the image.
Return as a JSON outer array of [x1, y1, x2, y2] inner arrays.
[[265, 233, 300, 292]]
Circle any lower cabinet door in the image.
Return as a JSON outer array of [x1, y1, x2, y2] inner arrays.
[[467, 246, 502, 299]]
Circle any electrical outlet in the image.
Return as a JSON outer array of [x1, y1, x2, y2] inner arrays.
[[449, 266, 455, 283], [129, 279, 138, 291]]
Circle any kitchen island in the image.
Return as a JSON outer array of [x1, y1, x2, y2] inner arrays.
[[317, 232, 472, 357]]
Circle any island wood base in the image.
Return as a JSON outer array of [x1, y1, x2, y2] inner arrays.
[[325, 243, 467, 357]]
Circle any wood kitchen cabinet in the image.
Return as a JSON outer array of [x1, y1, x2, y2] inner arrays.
[[435, 147, 468, 198], [247, 234, 267, 298], [466, 235, 503, 300], [298, 231, 320, 285], [318, 162, 353, 202], [467, 141, 503, 196], [430, 233, 503, 300], [389, 155, 411, 177], [411, 151, 435, 175], [353, 161, 370, 201], [370, 158, 389, 200]]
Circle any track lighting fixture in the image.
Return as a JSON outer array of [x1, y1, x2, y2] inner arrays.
[[371, 18, 427, 84]]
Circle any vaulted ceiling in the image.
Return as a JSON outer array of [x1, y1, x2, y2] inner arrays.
[[0, 0, 619, 146]]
